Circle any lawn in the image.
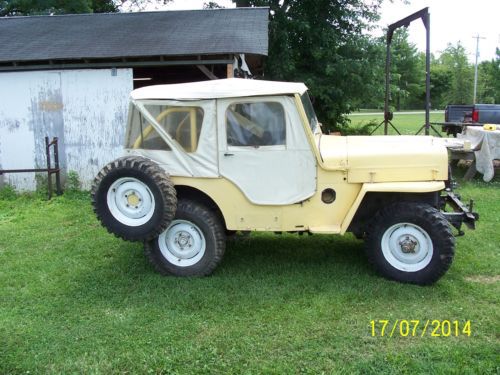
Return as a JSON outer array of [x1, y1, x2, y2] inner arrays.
[[348, 111, 445, 135], [0, 174, 499, 373]]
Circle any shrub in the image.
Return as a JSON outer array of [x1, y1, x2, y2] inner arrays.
[[340, 120, 378, 136], [66, 170, 81, 191], [0, 184, 17, 200]]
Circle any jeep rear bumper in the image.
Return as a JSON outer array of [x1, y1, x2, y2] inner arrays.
[[441, 191, 479, 234]]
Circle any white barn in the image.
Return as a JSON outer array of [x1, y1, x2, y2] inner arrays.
[[0, 8, 268, 190]]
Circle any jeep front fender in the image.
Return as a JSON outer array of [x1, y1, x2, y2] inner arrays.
[[340, 181, 445, 234]]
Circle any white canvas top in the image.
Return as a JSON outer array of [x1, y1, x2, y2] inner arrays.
[[130, 78, 308, 100]]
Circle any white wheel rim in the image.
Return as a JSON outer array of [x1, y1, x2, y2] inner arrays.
[[381, 222, 433, 272], [107, 177, 155, 226], [158, 220, 206, 267]]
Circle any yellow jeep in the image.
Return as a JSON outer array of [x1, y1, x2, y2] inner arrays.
[[92, 79, 477, 285]]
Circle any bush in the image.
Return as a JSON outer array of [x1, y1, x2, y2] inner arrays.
[[0, 184, 17, 200], [340, 120, 377, 136], [34, 173, 49, 197], [66, 170, 81, 191]]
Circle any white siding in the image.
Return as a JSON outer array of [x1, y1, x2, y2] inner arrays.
[[0, 69, 132, 190]]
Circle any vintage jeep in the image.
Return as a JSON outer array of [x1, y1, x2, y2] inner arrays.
[[92, 79, 477, 285]]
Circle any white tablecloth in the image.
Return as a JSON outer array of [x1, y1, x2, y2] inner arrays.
[[458, 127, 500, 182]]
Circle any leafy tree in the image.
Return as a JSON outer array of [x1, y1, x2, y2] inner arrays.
[[477, 48, 500, 103], [429, 55, 452, 109], [93, 0, 118, 12], [117, 0, 171, 12], [204, 1, 223, 8], [436, 43, 474, 105], [359, 31, 428, 111], [233, 0, 384, 130], [0, 0, 171, 15], [389, 29, 425, 110], [1, 0, 106, 15]]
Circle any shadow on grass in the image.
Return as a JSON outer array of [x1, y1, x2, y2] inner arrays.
[[60, 233, 386, 307], [60, 231, 458, 319], [451, 162, 500, 185]]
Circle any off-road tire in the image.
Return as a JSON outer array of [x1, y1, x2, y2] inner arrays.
[[365, 202, 455, 285], [91, 156, 176, 242], [144, 199, 226, 277]]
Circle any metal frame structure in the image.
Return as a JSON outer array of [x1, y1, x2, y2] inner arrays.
[[0, 136, 62, 199], [371, 7, 440, 136]]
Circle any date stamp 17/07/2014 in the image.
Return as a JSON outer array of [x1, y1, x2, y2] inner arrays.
[[370, 320, 472, 338]]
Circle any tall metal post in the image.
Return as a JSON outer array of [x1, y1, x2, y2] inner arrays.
[[372, 8, 434, 136], [384, 39, 392, 135], [53, 137, 62, 195], [45, 136, 53, 199], [0, 136, 63, 200], [472, 34, 485, 104], [424, 12, 431, 135]]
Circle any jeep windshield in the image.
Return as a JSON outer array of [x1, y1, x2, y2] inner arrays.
[[300, 92, 320, 135]]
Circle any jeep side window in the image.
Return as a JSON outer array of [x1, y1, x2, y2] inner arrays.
[[147, 105, 204, 153], [130, 105, 204, 153], [226, 102, 285, 147], [127, 106, 171, 151]]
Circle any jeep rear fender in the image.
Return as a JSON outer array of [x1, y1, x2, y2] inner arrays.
[[340, 181, 445, 234]]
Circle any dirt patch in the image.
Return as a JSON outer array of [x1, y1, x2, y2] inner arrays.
[[465, 275, 500, 284]]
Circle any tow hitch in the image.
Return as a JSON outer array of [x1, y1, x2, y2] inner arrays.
[[441, 191, 479, 235]]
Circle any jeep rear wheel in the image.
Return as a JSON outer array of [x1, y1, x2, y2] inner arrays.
[[144, 199, 225, 276], [91, 156, 177, 241], [365, 202, 455, 285]]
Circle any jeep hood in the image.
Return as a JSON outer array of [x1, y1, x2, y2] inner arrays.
[[319, 135, 448, 183]]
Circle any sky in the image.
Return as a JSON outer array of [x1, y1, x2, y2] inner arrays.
[[160, 0, 499, 62], [376, 0, 499, 62]]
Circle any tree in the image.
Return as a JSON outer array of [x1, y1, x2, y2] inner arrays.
[[1, 0, 107, 15], [117, 0, 171, 12], [0, 0, 171, 15], [232, 0, 384, 130], [389, 29, 425, 111], [429, 54, 452, 109], [436, 43, 474, 105], [477, 48, 500, 104], [93, 0, 118, 12], [204, 1, 223, 8]]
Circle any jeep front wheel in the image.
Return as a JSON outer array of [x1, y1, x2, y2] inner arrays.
[[365, 202, 455, 285], [144, 199, 226, 276], [91, 156, 177, 241]]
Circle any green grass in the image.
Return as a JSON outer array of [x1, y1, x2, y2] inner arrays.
[[1, 178, 499, 374], [349, 112, 445, 135]]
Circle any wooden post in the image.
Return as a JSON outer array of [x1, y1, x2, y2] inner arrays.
[[227, 63, 234, 78]]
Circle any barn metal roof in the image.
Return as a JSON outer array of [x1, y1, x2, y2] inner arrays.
[[0, 7, 269, 64]]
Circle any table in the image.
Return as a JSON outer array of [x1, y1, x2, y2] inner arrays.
[[457, 127, 500, 182]]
